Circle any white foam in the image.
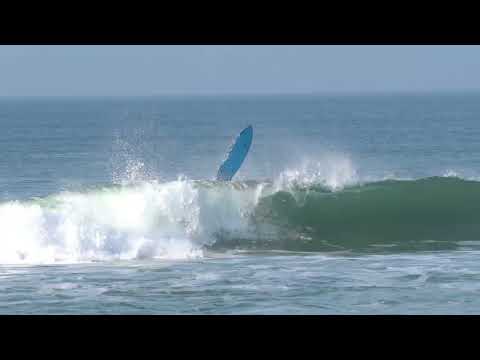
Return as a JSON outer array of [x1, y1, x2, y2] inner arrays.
[[0, 180, 264, 265]]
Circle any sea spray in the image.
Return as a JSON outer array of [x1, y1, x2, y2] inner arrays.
[[274, 154, 359, 192]]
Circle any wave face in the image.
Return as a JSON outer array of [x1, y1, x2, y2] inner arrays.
[[1, 175, 480, 264], [248, 177, 480, 252]]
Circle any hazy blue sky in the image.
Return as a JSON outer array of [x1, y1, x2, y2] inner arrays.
[[0, 45, 479, 96]]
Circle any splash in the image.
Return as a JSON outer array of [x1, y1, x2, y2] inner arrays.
[[110, 135, 157, 185], [274, 154, 358, 192]]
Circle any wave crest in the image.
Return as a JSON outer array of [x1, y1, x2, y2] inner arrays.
[[274, 154, 359, 192]]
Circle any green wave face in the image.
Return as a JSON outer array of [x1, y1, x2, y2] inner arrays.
[[214, 177, 480, 253]]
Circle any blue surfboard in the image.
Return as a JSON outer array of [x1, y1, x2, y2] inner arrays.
[[216, 125, 253, 181]]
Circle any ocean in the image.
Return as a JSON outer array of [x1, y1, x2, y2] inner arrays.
[[1, 93, 480, 314]]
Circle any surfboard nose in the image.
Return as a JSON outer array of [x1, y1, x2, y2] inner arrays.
[[241, 125, 253, 135]]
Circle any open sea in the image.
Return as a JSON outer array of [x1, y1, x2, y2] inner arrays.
[[2, 92, 480, 314]]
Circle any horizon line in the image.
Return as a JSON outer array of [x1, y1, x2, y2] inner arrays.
[[1, 88, 480, 98]]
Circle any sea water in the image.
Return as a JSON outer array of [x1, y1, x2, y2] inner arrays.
[[1, 93, 480, 314]]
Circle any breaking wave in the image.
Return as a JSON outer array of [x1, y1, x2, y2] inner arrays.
[[2, 157, 480, 264]]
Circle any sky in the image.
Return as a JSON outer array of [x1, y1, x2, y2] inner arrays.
[[0, 45, 479, 96]]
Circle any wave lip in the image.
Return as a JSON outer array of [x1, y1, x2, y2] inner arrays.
[[274, 156, 359, 192]]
